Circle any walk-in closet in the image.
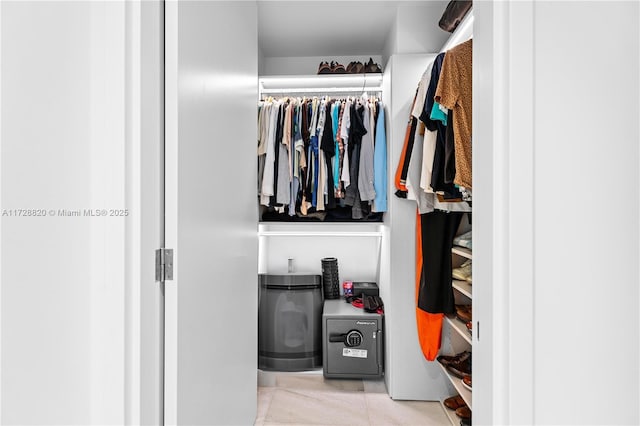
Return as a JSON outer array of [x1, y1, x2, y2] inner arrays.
[[164, 1, 478, 424], [1, 1, 638, 425], [255, 2, 475, 424], [160, 1, 640, 424]]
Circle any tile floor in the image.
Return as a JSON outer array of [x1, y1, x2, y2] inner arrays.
[[255, 371, 451, 426]]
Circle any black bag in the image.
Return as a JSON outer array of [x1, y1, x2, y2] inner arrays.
[[439, 0, 472, 33]]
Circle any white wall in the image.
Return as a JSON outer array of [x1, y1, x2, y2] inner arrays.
[[259, 226, 381, 284], [474, 1, 640, 424], [395, 2, 449, 55], [1, 2, 129, 424], [382, 11, 398, 67], [532, 2, 638, 424]]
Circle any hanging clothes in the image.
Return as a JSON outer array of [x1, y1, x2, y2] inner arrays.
[[372, 103, 387, 213], [418, 52, 461, 198], [358, 100, 376, 202], [394, 92, 418, 196], [321, 100, 336, 210], [258, 95, 387, 222], [418, 210, 463, 314], [260, 99, 281, 206], [343, 101, 367, 218], [435, 38, 473, 190], [415, 210, 443, 362], [395, 53, 473, 362]]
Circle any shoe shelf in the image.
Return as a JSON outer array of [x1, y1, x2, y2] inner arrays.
[[452, 246, 472, 260], [452, 280, 472, 299], [445, 315, 472, 345], [439, 400, 460, 426], [438, 363, 472, 410]]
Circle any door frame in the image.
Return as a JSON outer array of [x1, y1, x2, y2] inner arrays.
[[163, 0, 178, 424], [473, 2, 535, 424], [127, 1, 165, 424]]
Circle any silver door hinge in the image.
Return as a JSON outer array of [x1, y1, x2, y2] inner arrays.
[[155, 248, 174, 281]]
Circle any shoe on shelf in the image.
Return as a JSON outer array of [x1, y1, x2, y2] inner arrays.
[[446, 352, 472, 378], [452, 259, 472, 282], [437, 350, 470, 367], [443, 394, 466, 410], [332, 62, 346, 74], [453, 230, 472, 250], [317, 61, 332, 74], [455, 304, 472, 323], [455, 405, 472, 420], [462, 375, 472, 391], [347, 61, 365, 74], [364, 57, 382, 73]]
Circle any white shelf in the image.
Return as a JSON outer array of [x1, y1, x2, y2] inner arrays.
[[452, 280, 472, 299], [452, 246, 472, 259], [259, 73, 383, 93], [445, 316, 472, 345], [438, 363, 472, 410], [439, 400, 459, 426], [258, 222, 383, 237]]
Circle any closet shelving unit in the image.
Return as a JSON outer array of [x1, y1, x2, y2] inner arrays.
[[434, 8, 474, 425], [257, 73, 389, 391], [438, 361, 472, 408], [258, 72, 385, 237], [439, 215, 473, 420]]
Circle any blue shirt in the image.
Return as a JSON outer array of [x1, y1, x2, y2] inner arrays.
[[373, 104, 387, 212]]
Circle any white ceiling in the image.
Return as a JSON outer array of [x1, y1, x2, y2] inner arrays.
[[258, 1, 450, 58]]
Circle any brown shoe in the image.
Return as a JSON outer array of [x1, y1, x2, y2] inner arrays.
[[462, 375, 472, 390], [443, 395, 466, 410], [364, 57, 382, 73], [437, 350, 470, 367], [317, 61, 332, 74], [446, 352, 471, 378], [332, 62, 346, 74], [456, 304, 472, 322], [349, 61, 365, 74], [455, 405, 472, 420]]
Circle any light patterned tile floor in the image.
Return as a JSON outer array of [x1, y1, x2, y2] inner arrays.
[[255, 373, 451, 426]]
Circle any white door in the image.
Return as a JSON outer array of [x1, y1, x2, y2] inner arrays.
[[164, 2, 259, 424]]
